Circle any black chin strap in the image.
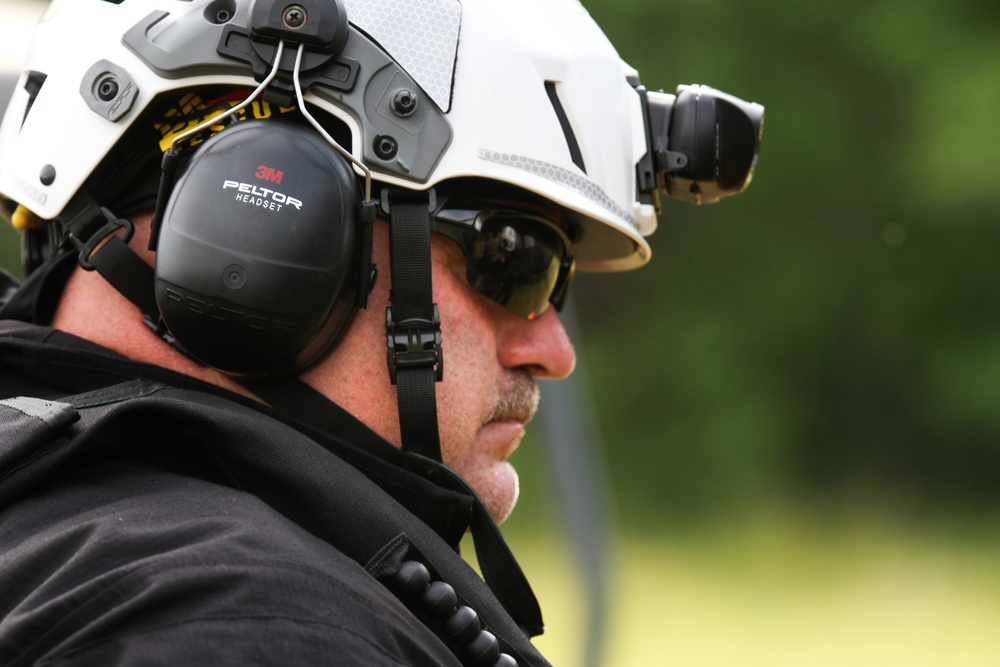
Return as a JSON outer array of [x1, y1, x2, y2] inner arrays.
[[55, 190, 160, 325], [382, 189, 443, 461]]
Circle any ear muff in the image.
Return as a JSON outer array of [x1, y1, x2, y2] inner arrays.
[[153, 119, 362, 376]]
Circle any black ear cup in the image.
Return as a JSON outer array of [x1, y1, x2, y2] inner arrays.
[[153, 119, 362, 376]]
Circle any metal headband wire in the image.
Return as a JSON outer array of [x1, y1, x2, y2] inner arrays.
[[164, 39, 373, 203], [293, 42, 373, 203], [168, 41, 287, 153]]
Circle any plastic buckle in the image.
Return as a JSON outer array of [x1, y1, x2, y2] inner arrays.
[[66, 207, 135, 271], [385, 304, 443, 384]]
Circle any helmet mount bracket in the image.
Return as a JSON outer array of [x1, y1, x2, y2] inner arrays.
[[249, 0, 350, 53], [218, 0, 359, 106]]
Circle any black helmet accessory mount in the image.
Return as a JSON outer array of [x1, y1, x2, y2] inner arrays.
[[634, 82, 765, 207]]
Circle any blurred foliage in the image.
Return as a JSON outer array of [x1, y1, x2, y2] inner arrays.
[[561, 0, 1000, 528]]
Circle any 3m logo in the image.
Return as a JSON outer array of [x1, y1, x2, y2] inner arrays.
[[255, 165, 284, 184]]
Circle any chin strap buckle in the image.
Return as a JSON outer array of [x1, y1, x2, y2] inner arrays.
[[385, 304, 443, 385], [63, 206, 134, 272]]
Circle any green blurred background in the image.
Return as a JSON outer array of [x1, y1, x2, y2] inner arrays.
[[520, 0, 1000, 663], [4, 0, 1000, 664]]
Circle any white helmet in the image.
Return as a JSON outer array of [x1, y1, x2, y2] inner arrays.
[[0, 0, 762, 273]]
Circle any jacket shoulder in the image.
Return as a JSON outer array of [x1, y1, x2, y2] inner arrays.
[[0, 463, 461, 666]]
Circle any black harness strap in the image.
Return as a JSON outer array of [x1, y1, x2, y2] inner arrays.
[[87, 235, 159, 318], [57, 190, 159, 320], [383, 189, 443, 461]]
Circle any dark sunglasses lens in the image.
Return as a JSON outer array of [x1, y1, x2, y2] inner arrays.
[[466, 218, 566, 319]]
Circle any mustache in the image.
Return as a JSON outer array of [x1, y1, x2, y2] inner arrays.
[[489, 373, 540, 425]]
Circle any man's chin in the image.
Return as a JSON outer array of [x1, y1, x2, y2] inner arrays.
[[457, 420, 525, 524], [462, 460, 520, 525]]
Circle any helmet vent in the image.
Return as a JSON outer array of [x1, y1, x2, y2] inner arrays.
[[20, 72, 47, 127], [544, 81, 586, 175]]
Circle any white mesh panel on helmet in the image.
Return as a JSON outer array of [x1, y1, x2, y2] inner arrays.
[[342, 0, 460, 112]]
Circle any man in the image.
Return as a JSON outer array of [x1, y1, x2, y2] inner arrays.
[[0, 0, 762, 664]]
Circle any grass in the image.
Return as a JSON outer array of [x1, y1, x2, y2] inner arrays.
[[487, 506, 1000, 666]]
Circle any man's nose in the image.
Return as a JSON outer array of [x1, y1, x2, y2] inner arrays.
[[498, 306, 577, 380]]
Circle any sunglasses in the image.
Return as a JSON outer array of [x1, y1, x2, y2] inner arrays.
[[431, 204, 576, 320]]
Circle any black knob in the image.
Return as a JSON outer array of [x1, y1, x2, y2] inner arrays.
[[492, 654, 518, 667], [444, 605, 480, 644], [393, 560, 430, 598], [464, 630, 500, 667], [420, 580, 457, 618]]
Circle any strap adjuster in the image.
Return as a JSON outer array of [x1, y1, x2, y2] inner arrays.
[[385, 304, 443, 384], [65, 207, 135, 271]]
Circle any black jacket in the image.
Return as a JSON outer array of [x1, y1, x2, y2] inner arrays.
[[0, 320, 550, 666]]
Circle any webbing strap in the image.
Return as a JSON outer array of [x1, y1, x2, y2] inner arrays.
[[385, 192, 442, 461], [387, 197, 435, 317], [58, 190, 159, 321], [88, 236, 159, 319]]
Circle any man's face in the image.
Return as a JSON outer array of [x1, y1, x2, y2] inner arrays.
[[300, 218, 576, 523]]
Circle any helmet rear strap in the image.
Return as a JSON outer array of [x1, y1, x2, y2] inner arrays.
[[56, 190, 159, 324]]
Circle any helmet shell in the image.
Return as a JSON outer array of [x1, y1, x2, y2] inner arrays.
[[0, 0, 656, 270]]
